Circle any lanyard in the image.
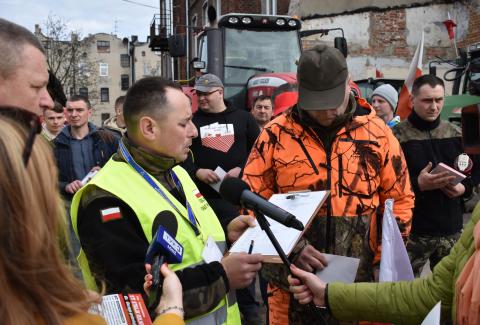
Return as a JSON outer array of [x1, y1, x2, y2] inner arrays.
[[119, 141, 200, 235], [170, 171, 199, 235]]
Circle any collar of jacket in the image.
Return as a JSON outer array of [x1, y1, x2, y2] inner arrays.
[[116, 136, 177, 183], [55, 122, 99, 145], [291, 94, 373, 133], [408, 109, 441, 131]]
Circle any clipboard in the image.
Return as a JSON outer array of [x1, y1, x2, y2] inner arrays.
[[228, 190, 330, 263]]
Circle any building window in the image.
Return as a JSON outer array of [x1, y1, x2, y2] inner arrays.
[[192, 15, 197, 27], [120, 54, 130, 67], [100, 88, 109, 102], [121, 74, 129, 90], [97, 40, 110, 52], [142, 51, 146, 57], [99, 63, 108, 76], [101, 113, 110, 122], [79, 87, 88, 98], [202, 1, 208, 26]]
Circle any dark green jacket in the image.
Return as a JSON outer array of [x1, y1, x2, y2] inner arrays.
[[328, 203, 480, 324]]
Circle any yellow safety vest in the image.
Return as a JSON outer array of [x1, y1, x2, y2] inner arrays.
[[71, 158, 240, 325]]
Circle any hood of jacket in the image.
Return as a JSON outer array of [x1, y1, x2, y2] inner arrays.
[[103, 116, 126, 133]]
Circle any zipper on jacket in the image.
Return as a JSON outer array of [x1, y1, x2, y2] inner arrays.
[[325, 148, 332, 254], [338, 154, 343, 198], [291, 135, 319, 175]]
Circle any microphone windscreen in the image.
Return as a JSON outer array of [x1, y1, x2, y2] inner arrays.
[[152, 211, 178, 238], [220, 178, 250, 205]]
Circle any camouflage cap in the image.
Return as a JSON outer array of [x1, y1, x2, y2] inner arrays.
[[194, 73, 224, 92], [297, 44, 348, 110]]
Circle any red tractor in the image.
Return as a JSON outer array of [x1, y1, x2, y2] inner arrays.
[[168, 13, 351, 112]]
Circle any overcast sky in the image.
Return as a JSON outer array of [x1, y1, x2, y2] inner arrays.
[[1, 0, 159, 41]]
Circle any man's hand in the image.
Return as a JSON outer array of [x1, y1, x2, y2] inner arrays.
[[227, 215, 256, 243], [225, 167, 242, 179], [288, 265, 327, 306], [221, 253, 263, 289], [65, 180, 83, 194], [195, 168, 221, 184], [441, 182, 465, 198], [417, 162, 455, 191], [293, 244, 327, 272]]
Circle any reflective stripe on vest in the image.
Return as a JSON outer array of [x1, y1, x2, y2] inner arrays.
[[188, 303, 227, 325], [71, 158, 240, 324]]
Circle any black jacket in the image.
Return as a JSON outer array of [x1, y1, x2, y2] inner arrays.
[[393, 111, 480, 236], [181, 103, 259, 222]]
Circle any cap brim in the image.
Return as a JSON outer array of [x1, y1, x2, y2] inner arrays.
[[298, 82, 346, 110], [194, 85, 215, 92]]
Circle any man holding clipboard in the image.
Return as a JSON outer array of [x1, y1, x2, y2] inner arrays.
[[392, 75, 480, 277], [242, 45, 414, 324]]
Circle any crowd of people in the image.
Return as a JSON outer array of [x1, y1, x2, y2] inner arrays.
[[1, 16, 480, 325]]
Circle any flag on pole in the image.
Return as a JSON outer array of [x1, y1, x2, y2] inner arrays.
[[379, 199, 414, 282], [396, 32, 424, 120]]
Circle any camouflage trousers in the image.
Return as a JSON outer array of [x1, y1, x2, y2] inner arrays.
[[406, 232, 461, 277]]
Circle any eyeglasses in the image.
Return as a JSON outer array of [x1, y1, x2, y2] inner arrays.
[[0, 106, 42, 166], [196, 89, 221, 97]]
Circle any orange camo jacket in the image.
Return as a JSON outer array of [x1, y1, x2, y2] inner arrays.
[[242, 99, 414, 261]]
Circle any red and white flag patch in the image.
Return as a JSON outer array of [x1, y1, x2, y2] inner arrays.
[[193, 189, 203, 198], [101, 207, 122, 223]]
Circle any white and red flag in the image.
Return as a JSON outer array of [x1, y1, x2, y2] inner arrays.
[[397, 31, 424, 120]]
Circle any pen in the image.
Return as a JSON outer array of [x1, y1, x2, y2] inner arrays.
[[248, 240, 254, 254]]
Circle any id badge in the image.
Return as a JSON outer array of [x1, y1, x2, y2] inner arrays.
[[202, 236, 223, 263]]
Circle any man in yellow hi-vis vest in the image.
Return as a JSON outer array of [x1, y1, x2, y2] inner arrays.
[[71, 77, 263, 325]]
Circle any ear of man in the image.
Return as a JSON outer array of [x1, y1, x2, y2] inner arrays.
[[138, 116, 159, 141]]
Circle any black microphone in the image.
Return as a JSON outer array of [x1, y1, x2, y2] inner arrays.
[[220, 178, 304, 231], [145, 211, 182, 310]]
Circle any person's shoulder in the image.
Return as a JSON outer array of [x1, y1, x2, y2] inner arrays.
[[80, 184, 120, 210], [391, 119, 416, 142], [438, 120, 462, 138]]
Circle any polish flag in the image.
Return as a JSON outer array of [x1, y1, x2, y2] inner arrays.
[[101, 207, 122, 222], [193, 189, 203, 198], [396, 32, 424, 120]]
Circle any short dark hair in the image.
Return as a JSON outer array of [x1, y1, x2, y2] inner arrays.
[[0, 18, 45, 78], [123, 77, 182, 134], [115, 96, 126, 108], [412, 75, 445, 96], [253, 95, 273, 107], [44, 101, 64, 115], [68, 94, 91, 109]]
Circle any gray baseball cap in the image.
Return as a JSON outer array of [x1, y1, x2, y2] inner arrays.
[[194, 73, 224, 92], [297, 44, 348, 110]]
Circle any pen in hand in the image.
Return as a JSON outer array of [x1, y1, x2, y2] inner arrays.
[[248, 240, 254, 254]]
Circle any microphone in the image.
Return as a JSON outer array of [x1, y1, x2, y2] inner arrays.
[[220, 178, 304, 231], [145, 211, 183, 309]]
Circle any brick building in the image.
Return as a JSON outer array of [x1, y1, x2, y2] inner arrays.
[[291, 0, 480, 93]]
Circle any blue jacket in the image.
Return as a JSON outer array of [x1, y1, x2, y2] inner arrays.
[[53, 122, 118, 198]]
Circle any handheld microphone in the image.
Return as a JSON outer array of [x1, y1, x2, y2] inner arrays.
[[220, 178, 304, 231], [145, 211, 183, 310]]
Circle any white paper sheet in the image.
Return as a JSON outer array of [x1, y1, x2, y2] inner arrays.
[[315, 254, 360, 283], [229, 191, 329, 261], [210, 166, 227, 193], [421, 301, 441, 325]]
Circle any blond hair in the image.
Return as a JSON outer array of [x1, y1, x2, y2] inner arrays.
[[0, 116, 94, 324]]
